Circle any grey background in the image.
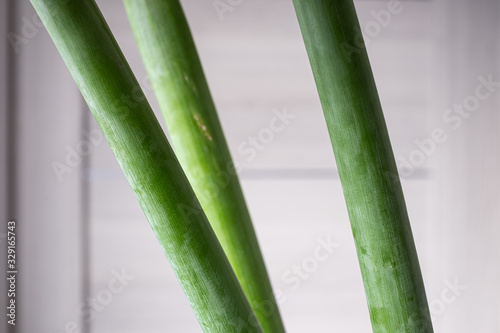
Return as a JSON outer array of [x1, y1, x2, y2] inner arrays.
[[1, 0, 499, 332]]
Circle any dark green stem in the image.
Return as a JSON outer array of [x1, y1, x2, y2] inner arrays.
[[123, 0, 285, 331], [30, 0, 262, 331], [292, 1, 433, 331]]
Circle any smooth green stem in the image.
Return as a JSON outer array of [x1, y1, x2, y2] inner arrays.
[[30, 0, 263, 331], [123, 1, 285, 331], [292, 1, 433, 332]]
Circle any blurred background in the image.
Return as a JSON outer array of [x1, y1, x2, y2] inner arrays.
[[1, 0, 499, 332]]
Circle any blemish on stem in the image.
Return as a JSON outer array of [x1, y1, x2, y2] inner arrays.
[[184, 73, 198, 96], [194, 114, 213, 142]]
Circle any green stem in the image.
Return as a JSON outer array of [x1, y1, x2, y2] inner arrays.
[[123, 0, 285, 331], [292, 1, 433, 332], [30, 0, 262, 331]]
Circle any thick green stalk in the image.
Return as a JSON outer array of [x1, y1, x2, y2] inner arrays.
[[31, 0, 262, 331], [123, 1, 285, 331], [292, 1, 433, 332]]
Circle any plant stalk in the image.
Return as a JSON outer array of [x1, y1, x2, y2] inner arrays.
[[30, 0, 263, 331], [123, 0, 285, 331], [292, 0, 433, 331]]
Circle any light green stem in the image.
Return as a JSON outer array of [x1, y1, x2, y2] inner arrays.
[[292, 1, 433, 332], [30, 0, 263, 331], [123, 1, 285, 331]]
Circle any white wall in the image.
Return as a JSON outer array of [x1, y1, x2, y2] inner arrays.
[[3, 0, 499, 332], [4, 1, 86, 333]]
